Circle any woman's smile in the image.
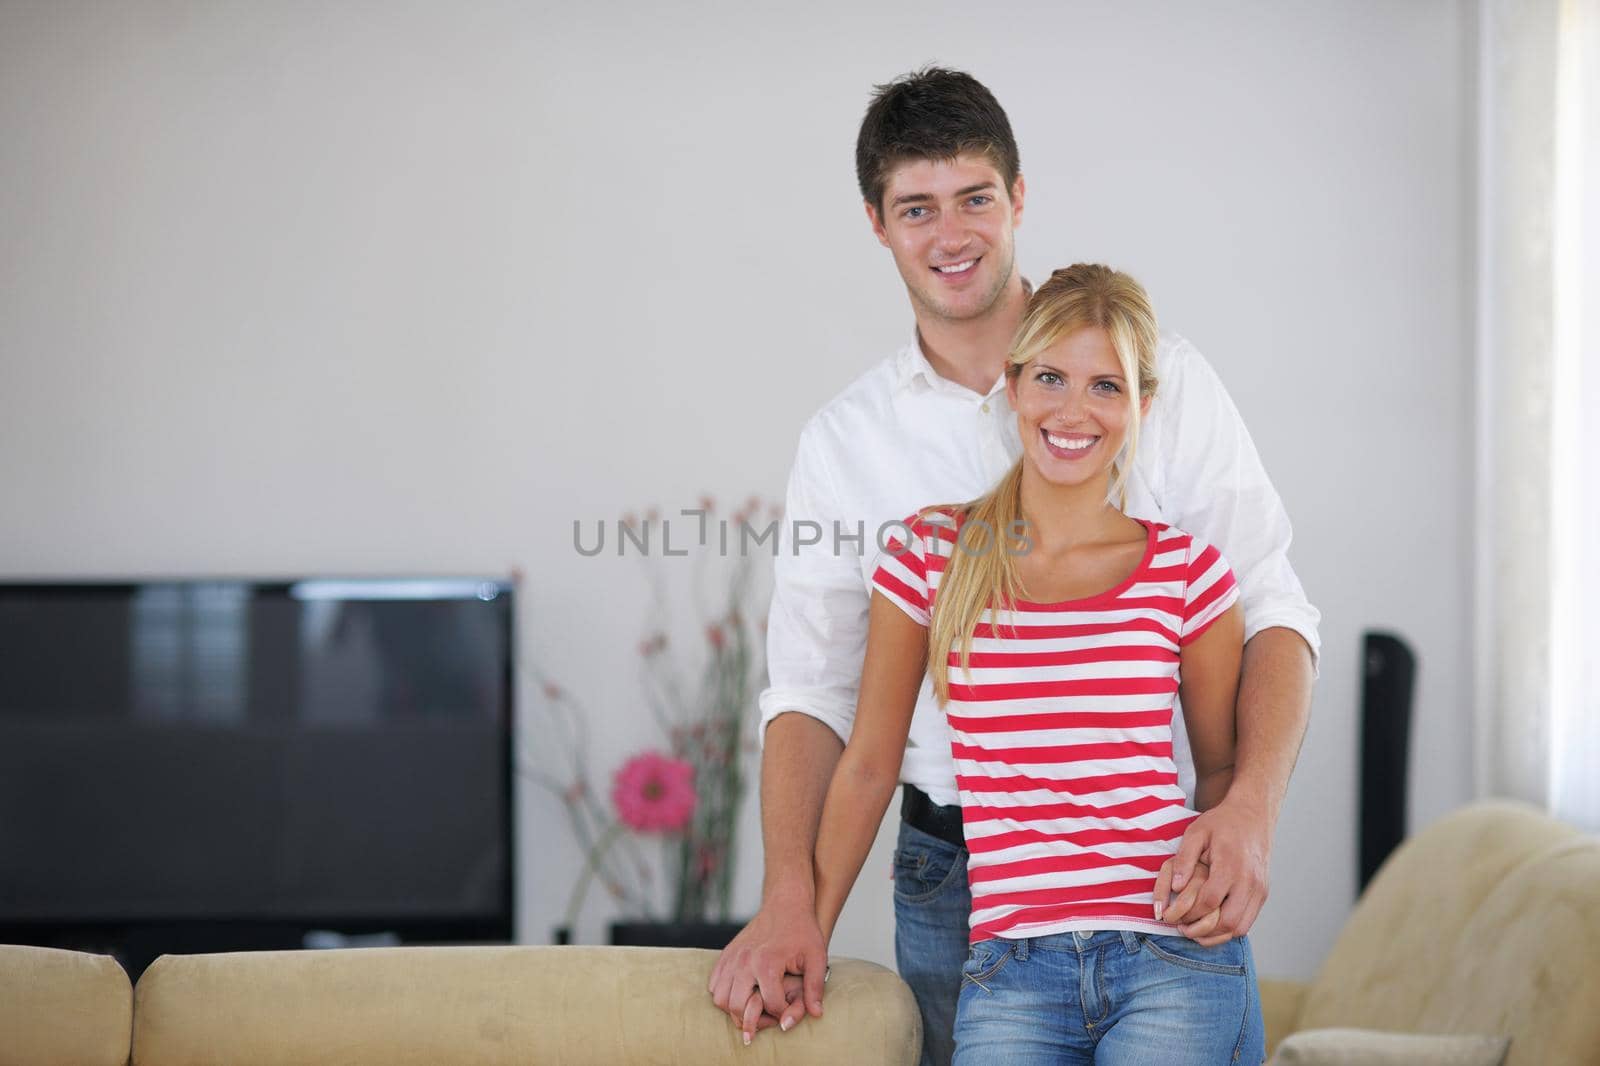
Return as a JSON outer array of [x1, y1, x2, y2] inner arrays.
[[1040, 428, 1100, 460]]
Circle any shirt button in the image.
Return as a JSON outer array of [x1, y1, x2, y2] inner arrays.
[[980, 403, 990, 413]]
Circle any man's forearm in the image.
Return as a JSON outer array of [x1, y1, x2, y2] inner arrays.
[[758, 712, 846, 904], [1226, 626, 1314, 823]]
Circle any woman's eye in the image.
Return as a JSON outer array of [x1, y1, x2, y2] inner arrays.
[[1093, 381, 1122, 394], [1036, 371, 1061, 386]]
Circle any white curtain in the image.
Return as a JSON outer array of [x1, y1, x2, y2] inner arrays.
[[1475, 0, 1600, 829]]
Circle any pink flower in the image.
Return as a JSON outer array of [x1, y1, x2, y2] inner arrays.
[[699, 494, 716, 513], [706, 624, 725, 651], [542, 682, 563, 700], [611, 751, 696, 833]]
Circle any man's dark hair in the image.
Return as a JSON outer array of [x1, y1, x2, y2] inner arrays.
[[855, 66, 1020, 215]]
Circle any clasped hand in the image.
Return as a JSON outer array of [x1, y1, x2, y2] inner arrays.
[[1155, 798, 1273, 947], [706, 891, 826, 1045]]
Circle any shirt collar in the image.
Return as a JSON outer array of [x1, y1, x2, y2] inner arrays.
[[896, 333, 1011, 400], [893, 277, 1033, 396], [895, 333, 942, 391]]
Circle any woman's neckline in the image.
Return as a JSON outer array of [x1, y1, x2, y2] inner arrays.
[[1008, 517, 1159, 610]]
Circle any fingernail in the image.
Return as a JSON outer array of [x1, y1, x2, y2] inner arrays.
[[1153, 902, 1163, 921], [742, 1031, 751, 1047], [781, 1017, 794, 1032]]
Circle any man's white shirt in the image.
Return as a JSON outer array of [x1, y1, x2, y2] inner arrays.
[[758, 331, 1320, 807]]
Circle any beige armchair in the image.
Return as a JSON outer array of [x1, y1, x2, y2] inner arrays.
[[1260, 801, 1600, 1064]]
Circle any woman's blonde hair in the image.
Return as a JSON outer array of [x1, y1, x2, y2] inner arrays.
[[924, 263, 1160, 705]]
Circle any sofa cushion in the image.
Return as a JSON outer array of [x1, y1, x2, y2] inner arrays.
[[0, 943, 132, 1066], [1268, 1028, 1509, 1065], [132, 944, 920, 1065], [1297, 802, 1574, 1034]]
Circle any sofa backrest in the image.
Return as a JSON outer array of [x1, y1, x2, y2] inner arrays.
[[0, 943, 132, 1066], [1297, 800, 1600, 1065], [131, 944, 920, 1065]]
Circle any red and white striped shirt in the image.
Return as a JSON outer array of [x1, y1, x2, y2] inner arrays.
[[872, 510, 1239, 943]]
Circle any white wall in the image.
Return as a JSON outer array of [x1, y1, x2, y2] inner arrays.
[[0, 0, 1475, 979]]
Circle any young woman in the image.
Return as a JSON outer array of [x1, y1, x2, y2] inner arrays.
[[807, 264, 1266, 1064]]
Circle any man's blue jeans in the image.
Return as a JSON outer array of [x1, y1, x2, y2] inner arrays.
[[892, 819, 971, 1066], [953, 929, 1265, 1065]]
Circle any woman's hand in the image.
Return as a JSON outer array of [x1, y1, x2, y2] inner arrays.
[[733, 972, 807, 1043], [1154, 857, 1231, 947]]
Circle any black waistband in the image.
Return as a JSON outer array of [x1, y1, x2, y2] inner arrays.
[[900, 784, 966, 849]]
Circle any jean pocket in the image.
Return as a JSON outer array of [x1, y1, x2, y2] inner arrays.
[[1139, 934, 1249, 976], [892, 843, 960, 903], [960, 939, 1013, 988]]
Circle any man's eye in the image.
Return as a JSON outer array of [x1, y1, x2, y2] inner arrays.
[[904, 206, 928, 220], [968, 195, 992, 207]]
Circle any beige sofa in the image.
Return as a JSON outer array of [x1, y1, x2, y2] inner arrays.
[[1262, 800, 1600, 1064], [1, 944, 919, 1065], [6, 800, 1595, 1065]]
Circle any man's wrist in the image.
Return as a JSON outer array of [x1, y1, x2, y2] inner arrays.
[[761, 871, 816, 909], [1219, 775, 1282, 826]]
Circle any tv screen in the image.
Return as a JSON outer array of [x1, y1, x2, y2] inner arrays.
[[0, 578, 514, 968]]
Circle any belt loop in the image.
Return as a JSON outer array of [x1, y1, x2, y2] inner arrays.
[[1119, 930, 1140, 954], [1013, 937, 1029, 961]]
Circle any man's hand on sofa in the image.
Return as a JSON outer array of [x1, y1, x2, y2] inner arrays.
[[707, 891, 827, 1043], [1165, 795, 1272, 944]]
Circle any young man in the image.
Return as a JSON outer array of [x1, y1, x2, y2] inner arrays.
[[707, 67, 1318, 1066]]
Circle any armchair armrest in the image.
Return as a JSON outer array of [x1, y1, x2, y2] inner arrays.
[[1259, 977, 1310, 1057]]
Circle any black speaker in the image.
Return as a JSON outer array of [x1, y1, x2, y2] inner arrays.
[[1359, 631, 1417, 893]]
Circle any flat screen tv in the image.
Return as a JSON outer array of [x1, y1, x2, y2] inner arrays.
[[0, 578, 515, 978]]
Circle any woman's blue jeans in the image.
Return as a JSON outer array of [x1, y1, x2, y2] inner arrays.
[[954, 930, 1265, 1065], [891, 819, 1264, 1066]]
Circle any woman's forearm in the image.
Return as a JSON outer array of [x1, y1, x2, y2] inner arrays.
[[811, 750, 900, 945], [810, 592, 929, 946]]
